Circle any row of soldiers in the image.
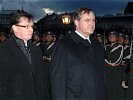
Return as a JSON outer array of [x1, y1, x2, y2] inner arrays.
[[1, 29, 133, 99], [34, 30, 133, 100], [96, 31, 132, 100], [39, 30, 133, 100]]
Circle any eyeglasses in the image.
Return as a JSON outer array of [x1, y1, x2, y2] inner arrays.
[[15, 25, 36, 29], [84, 19, 97, 23]]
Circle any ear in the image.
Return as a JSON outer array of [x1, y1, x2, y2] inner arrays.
[[12, 25, 16, 30], [74, 20, 79, 27], [12, 25, 17, 32], [11, 25, 17, 33]]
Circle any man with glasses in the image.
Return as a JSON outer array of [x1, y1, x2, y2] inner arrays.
[[0, 11, 50, 100], [50, 8, 106, 100]]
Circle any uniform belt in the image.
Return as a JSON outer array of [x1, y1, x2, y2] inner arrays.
[[128, 69, 133, 72], [105, 64, 120, 67]]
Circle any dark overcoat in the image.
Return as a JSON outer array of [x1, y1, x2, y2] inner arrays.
[[0, 36, 49, 100], [126, 56, 133, 100], [50, 31, 106, 100]]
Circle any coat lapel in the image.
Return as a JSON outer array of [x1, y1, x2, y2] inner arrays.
[[9, 37, 32, 71]]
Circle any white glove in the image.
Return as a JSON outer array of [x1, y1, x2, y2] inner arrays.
[[122, 81, 128, 88]]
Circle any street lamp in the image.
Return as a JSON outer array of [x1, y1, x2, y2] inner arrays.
[[62, 12, 71, 35], [62, 12, 71, 25]]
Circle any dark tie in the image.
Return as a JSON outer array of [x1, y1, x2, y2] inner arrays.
[[25, 46, 32, 64], [81, 39, 90, 46]]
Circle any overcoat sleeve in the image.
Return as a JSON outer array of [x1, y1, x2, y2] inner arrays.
[[0, 45, 8, 99], [32, 46, 50, 100], [50, 41, 68, 100]]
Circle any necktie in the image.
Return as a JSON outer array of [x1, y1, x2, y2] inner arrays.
[[81, 39, 90, 46]]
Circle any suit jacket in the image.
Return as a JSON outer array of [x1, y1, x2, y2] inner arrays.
[[0, 36, 49, 100], [50, 31, 106, 100]]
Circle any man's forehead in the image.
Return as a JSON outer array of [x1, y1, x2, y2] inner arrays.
[[19, 17, 33, 23], [109, 35, 117, 37], [80, 13, 95, 19]]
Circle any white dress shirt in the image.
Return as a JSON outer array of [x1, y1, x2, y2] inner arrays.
[[75, 30, 91, 44]]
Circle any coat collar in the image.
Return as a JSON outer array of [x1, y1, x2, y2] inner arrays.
[[70, 30, 84, 44], [70, 30, 96, 46], [8, 36, 34, 71]]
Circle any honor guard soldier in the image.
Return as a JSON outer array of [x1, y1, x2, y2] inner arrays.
[[53, 34, 57, 42], [122, 35, 131, 68], [121, 35, 131, 89], [40, 31, 55, 99], [0, 32, 8, 43], [123, 35, 131, 61], [40, 31, 55, 63], [105, 31, 124, 100], [126, 37, 133, 100], [96, 33, 104, 46], [117, 33, 125, 45], [32, 31, 41, 47]]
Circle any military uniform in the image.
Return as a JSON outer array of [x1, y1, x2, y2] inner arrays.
[[105, 31, 124, 100], [41, 41, 55, 63], [40, 31, 55, 63], [40, 31, 56, 99], [32, 31, 41, 47], [122, 42, 131, 78], [0, 32, 8, 43], [95, 33, 104, 46]]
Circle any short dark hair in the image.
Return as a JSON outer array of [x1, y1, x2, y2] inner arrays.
[[73, 7, 94, 21], [10, 11, 33, 26]]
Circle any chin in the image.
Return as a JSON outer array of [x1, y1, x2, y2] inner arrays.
[[27, 37, 32, 40], [88, 30, 94, 34], [88, 32, 93, 35]]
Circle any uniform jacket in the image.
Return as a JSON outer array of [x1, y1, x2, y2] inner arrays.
[[0, 36, 49, 100], [105, 43, 123, 65], [50, 31, 106, 100]]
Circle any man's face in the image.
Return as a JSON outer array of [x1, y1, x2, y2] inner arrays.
[[124, 38, 129, 45], [75, 11, 95, 38], [45, 35, 53, 42], [13, 17, 34, 42], [97, 36, 103, 43], [0, 35, 7, 42], [108, 35, 117, 43], [118, 37, 124, 44], [33, 34, 40, 42]]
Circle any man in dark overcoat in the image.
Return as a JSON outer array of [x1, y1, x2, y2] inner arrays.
[[50, 8, 106, 100], [126, 55, 133, 100], [0, 11, 49, 100]]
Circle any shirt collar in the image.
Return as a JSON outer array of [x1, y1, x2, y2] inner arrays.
[[75, 30, 91, 43], [12, 35, 31, 48]]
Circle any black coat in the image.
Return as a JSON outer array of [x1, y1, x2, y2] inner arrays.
[[126, 56, 133, 100], [0, 36, 49, 100], [50, 31, 106, 100]]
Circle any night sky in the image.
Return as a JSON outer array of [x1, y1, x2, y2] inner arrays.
[[0, 0, 132, 21]]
